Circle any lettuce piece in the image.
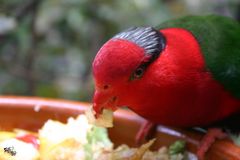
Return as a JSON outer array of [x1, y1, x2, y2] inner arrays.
[[84, 125, 113, 160], [169, 140, 186, 155]]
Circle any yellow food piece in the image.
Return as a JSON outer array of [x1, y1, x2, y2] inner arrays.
[[0, 132, 16, 142], [85, 107, 113, 128], [40, 138, 84, 160], [129, 139, 155, 160]]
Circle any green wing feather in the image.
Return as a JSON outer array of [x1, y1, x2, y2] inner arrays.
[[158, 15, 240, 99]]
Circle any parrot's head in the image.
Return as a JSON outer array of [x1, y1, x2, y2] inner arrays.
[[92, 27, 166, 117]]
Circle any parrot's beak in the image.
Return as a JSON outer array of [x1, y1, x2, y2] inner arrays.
[[92, 90, 118, 118]]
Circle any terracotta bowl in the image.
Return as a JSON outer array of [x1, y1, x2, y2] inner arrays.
[[0, 96, 239, 159]]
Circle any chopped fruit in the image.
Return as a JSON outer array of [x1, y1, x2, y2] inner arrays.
[[85, 107, 113, 128]]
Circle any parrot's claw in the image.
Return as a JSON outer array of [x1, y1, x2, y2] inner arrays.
[[135, 121, 156, 146], [197, 128, 227, 160]]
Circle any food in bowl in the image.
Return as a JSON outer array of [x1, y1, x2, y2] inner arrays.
[[0, 112, 197, 160]]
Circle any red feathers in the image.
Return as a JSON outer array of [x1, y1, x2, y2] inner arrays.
[[92, 28, 240, 127]]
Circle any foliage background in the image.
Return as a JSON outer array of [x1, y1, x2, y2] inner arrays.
[[0, 0, 239, 102]]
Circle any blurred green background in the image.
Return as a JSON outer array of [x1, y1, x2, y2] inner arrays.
[[0, 0, 239, 102]]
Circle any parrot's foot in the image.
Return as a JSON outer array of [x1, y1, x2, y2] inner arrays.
[[135, 121, 156, 145], [197, 128, 227, 160]]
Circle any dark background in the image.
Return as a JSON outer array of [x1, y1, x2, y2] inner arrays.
[[0, 0, 239, 102]]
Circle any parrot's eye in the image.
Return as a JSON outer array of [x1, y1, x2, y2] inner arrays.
[[131, 66, 145, 80], [134, 68, 144, 78]]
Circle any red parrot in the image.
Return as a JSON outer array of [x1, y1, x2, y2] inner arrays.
[[92, 15, 240, 159]]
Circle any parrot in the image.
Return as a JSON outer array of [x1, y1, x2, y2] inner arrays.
[[91, 15, 240, 159]]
